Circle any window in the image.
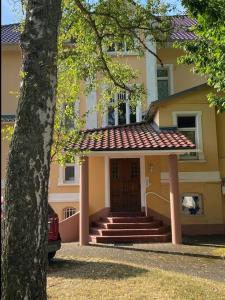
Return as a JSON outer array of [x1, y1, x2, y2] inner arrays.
[[108, 99, 116, 126], [157, 66, 173, 100], [63, 207, 76, 219], [64, 165, 75, 182], [63, 100, 79, 131], [58, 164, 79, 185], [176, 114, 198, 160], [105, 90, 140, 126], [107, 38, 137, 55], [181, 193, 203, 216]]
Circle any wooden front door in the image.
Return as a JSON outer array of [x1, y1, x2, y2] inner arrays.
[[110, 158, 141, 212]]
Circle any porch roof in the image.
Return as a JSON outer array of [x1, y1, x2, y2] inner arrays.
[[72, 122, 195, 152]]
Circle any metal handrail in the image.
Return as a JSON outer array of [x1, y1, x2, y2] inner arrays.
[[144, 191, 170, 217]]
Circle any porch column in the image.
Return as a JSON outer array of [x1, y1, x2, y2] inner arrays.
[[79, 156, 89, 246], [168, 154, 182, 245]]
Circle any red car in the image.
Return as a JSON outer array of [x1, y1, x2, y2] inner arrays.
[[1, 197, 61, 260], [48, 204, 61, 260]]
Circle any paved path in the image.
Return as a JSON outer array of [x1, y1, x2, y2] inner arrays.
[[56, 236, 225, 282]]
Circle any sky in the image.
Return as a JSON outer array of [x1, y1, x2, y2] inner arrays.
[[1, 0, 24, 25], [1, 0, 185, 25]]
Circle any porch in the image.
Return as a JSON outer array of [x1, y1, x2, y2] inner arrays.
[[63, 122, 196, 245]]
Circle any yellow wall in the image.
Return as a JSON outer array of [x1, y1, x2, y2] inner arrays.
[[1, 47, 21, 114], [154, 87, 220, 172], [216, 113, 225, 178], [2, 44, 224, 227], [157, 48, 206, 93], [48, 162, 79, 194], [50, 202, 80, 222], [145, 155, 224, 225], [1, 124, 10, 180], [89, 156, 105, 215]]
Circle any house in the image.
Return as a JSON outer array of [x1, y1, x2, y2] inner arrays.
[[1, 18, 225, 245]]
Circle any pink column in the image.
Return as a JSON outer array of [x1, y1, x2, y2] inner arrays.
[[79, 156, 89, 246], [168, 154, 182, 244]]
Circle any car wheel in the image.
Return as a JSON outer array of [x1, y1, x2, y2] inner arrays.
[[48, 251, 56, 261]]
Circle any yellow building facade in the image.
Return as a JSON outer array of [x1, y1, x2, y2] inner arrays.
[[1, 23, 224, 241]]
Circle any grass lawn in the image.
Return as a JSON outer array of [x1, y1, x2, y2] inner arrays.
[[47, 256, 225, 300]]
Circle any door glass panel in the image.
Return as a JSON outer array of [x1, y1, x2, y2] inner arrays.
[[112, 163, 119, 180], [131, 162, 138, 177]]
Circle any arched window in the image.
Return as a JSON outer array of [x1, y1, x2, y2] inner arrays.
[[63, 207, 76, 219]]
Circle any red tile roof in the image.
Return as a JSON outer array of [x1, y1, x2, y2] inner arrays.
[[72, 122, 195, 152]]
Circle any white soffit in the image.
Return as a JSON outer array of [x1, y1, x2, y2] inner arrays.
[[48, 193, 80, 202], [161, 171, 221, 183]]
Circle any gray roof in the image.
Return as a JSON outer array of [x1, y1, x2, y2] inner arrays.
[[1, 16, 197, 44], [1, 115, 16, 122], [1, 23, 20, 44], [170, 15, 197, 41], [146, 83, 208, 121]]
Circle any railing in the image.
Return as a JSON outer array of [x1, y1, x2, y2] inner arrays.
[[144, 191, 170, 217]]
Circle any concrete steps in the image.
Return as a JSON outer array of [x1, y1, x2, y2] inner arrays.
[[89, 214, 171, 244], [90, 233, 171, 243], [100, 216, 153, 223], [92, 220, 162, 229]]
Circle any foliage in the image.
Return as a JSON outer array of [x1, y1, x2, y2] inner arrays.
[[2, 1, 174, 164], [52, 0, 173, 163], [176, 0, 225, 113]]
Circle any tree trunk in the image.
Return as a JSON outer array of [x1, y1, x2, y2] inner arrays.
[[1, 1, 61, 299]]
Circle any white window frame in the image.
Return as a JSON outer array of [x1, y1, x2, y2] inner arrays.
[[104, 89, 142, 126], [172, 111, 204, 161], [58, 164, 80, 186], [157, 64, 174, 99], [63, 207, 76, 219], [181, 193, 203, 216], [1, 179, 5, 189], [107, 40, 138, 56]]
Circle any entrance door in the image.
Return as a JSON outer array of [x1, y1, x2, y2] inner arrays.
[[110, 158, 141, 212]]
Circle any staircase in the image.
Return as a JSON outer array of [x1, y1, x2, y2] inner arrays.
[[89, 212, 171, 243]]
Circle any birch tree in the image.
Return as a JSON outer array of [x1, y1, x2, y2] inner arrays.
[[1, 1, 62, 299]]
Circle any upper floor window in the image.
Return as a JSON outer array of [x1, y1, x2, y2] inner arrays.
[[157, 65, 173, 100], [105, 90, 140, 126], [63, 100, 80, 131], [173, 112, 204, 160], [107, 36, 138, 55]]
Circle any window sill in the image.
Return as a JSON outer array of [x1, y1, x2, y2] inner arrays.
[[182, 214, 204, 217], [178, 160, 207, 163], [57, 181, 79, 187], [108, 51, 138, 56]]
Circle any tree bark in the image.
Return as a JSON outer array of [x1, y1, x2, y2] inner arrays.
[[1, 1, 61, 299]]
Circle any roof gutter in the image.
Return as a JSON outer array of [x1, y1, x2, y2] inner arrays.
[[84, 148, 199, 157]]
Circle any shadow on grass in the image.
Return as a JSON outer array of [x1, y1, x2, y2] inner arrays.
[[183, 235, 225, 248], [90, 243, 225, 260], [48, 258, 148, 280]]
